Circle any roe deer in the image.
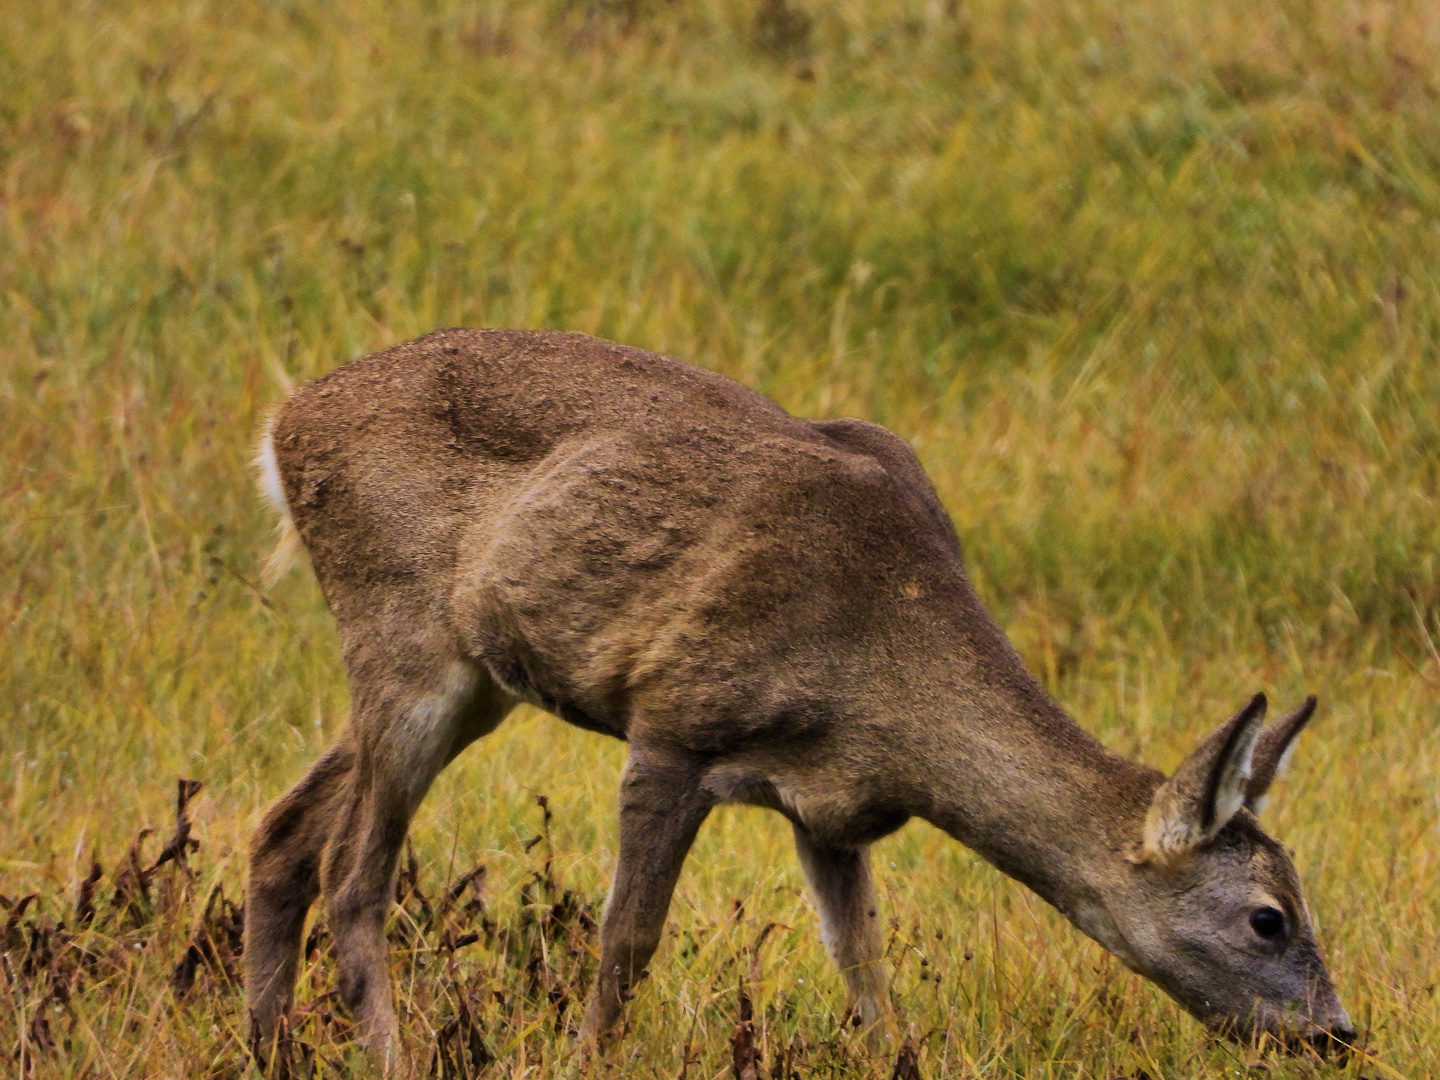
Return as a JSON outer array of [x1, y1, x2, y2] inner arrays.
[[245, 329, 1351, 1068]]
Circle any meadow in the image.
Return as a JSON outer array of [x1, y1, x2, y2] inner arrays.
[[2, 0, 1438, 1075]]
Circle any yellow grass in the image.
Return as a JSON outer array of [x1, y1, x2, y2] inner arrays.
[[2, 0, 1438, 1076]]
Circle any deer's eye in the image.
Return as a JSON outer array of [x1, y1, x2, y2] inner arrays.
[[1249, 906, 1286, 939]]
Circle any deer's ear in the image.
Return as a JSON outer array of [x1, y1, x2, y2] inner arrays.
[[1139, 694, 1267, 863], [1244, 696, 1317, 814]]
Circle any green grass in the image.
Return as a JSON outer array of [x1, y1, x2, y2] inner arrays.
[[2, 0, 1438, 1075]]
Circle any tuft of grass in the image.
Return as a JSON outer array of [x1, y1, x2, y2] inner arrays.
[[2, 0, 1437, 1076]]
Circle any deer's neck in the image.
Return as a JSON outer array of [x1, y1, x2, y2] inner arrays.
[[899, 636, 1155, 954]]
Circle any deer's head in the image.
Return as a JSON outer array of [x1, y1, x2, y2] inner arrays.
[[1090, 695, 1353, 1053]]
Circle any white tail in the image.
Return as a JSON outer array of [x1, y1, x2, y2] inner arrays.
[[253, 418, 303, 589]]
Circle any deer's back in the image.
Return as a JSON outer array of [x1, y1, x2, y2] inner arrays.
[[270, 329, 967, 747]]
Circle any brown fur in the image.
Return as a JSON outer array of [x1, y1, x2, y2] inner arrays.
[[245, 330, 1350, 1068]]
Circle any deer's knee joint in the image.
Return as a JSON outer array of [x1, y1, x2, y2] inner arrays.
[[251, 805, 307, 857], [598, 931, 661, 989], [337, 967, 370, 1011], [329, 882, 384, 930], [251, 868, 320, 913]]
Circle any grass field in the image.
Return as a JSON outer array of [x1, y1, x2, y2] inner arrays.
[[3, 0, 1438, 1076]]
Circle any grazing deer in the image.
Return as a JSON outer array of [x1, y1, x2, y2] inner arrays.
[[245, 329, 1351, 1068]]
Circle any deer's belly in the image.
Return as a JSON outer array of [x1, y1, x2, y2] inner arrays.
[[699, 762, 909, 847]]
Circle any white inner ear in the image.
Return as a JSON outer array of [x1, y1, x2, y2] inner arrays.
[[1273, 739, 1297, 780], [1211, 721, 1260, 830], [1245, 743, 1294, 817]]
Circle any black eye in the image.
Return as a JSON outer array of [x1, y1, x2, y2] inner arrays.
[[1249, 906, 1286, 939]]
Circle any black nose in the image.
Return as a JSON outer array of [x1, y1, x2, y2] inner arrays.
[[1303, 1027, 1356, 1059]]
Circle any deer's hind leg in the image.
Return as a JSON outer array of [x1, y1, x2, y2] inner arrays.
[[246, 733, 357, 1057], [315, 653, 514, 1067]]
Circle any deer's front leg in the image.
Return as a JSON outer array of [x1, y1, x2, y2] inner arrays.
[[792, 825, 894, 1038], [579, 749, 712, 1043]]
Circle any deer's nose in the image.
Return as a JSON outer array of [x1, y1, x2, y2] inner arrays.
[[1302, 1026, 1356, 1059]]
